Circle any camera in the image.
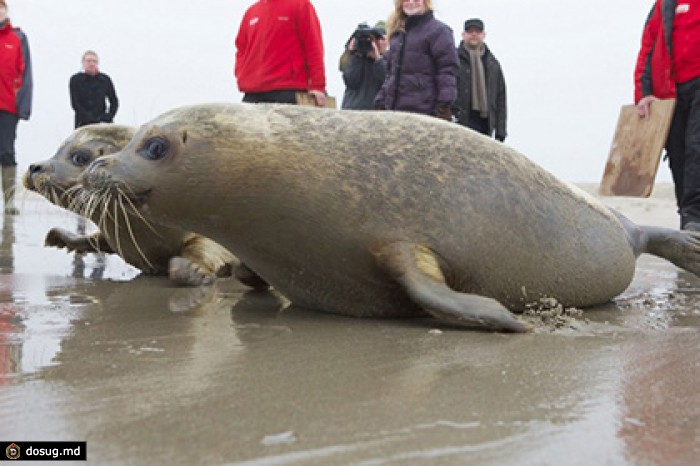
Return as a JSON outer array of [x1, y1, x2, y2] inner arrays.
[[353, 23, 383, 55]]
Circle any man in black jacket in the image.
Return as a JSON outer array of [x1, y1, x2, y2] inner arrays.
[[454, 18, 507, 142], [69, 50, 118, 128]]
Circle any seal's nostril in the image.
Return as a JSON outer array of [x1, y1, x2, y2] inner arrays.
[[29, 164, 42, 174], [87, 158, 108, 174]]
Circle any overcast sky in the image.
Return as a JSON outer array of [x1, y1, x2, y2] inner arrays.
[[10, 0, 658, 182]]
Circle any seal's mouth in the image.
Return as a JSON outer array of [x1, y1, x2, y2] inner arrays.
[[128, 190, 152, 208], [22, 172, 37, 191], [23, 172, 72, 206], [81, 163, 151, 209]]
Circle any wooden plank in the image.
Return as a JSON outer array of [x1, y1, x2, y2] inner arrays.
[[599, 98, 675, 197], [295, 92, 337, 109]]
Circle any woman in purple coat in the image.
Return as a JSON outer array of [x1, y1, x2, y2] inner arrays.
[[374, 0, 458, 120]]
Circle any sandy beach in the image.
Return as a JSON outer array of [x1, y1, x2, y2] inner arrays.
[[1, 183, 699, 465]]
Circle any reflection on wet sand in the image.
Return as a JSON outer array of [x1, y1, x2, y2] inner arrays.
[[0, 213, 15, 273], [0, 214, 17, 384], [1, 191, 700, 464], [618, 332, 700, 465]]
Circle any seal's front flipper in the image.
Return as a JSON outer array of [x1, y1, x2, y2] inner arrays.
[[373, 242, 531, 333], [169, 256, 216, 287], [44, 228, 114, 254], [234, 263, 270, 290]]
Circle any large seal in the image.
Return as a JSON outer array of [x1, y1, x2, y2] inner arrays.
[[80, 104, 700, 331], [23, 123, 262, 287]]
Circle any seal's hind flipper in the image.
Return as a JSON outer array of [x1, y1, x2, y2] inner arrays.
[[611, 210, 700, 276], [373, 242, 531, 333], [645, 227, 700, 276]]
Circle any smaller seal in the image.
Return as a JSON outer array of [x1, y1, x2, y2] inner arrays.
[[24, 123, 266, 288]]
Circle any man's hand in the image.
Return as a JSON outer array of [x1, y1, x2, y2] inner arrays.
[[308, 90, 326, 107], [637, 95, 657, 118], [368, 40, 381, 61]]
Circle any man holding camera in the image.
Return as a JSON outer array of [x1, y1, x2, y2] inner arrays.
[[340, 21, 387, 110]]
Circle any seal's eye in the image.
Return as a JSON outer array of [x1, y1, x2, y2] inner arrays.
[[71, 150, 92, 167], [140, 137, 170, 161]]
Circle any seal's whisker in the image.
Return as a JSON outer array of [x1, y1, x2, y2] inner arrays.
[[49, 185, 60, 206], [119, 187, 162, 237], [63, 185, 80, 205], [53, 186, 66, 207], [89, 189, 105, 225], [118, 194, 154, 269], [111, 193, 126, 261], [83, 190, 101, 224], [66, 186, 85, 213], [96, 191, 112, 234], [77, 190, 102, 253], [73, 190, 88, 217], [86, 233, 101, 252], [101, 191, 118, 226], [119, 182, 139, 199], [79, 188, 94, 215]]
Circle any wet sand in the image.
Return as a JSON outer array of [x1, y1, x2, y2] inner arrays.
[[1, 185, 699, 465]]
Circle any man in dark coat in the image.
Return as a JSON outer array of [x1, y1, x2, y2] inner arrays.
[[69, 50, 118, 128], [454, 18, 507, 142]]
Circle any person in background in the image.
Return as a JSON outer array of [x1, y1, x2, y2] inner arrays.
[[635, 0, 700, 230], [235, 0, 326, 107], [69, 51, 118, 129], [340, 21, 388, 110], [0, 0, 31, 215], [374, 0, 458, 120], [454, 18, 507, 141]]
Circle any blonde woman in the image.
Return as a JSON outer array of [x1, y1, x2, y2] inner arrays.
[[374, 0, 458, 120]]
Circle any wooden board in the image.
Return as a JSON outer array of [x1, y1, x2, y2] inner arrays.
[[599, 98, 675, 197], [295, 92, 337, 109]]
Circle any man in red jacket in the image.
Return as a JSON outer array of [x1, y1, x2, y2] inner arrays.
[[0, 0, 31, 215], [235, 0, 327, 107], [635, 0, 700, 230]]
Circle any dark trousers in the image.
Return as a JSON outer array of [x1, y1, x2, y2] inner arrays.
[[666, 76, 700, 227], [242, 90, 300, 104], [0, 111, 19, 167], [466, 110, 490, 137]]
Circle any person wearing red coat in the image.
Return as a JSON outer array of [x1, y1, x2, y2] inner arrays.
[[0, 0, 31, 215], [235, 0, 327, 107], [635, 0, 700, 229]]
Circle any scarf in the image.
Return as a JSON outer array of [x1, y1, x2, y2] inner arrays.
[[466, 43, 488, 118]]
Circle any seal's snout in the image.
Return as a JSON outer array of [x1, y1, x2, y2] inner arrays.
[[86, 157, 109, 174], [23, 161, 53, 191], [82, 158, 114, 190], [29, 163, 45, 175]]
